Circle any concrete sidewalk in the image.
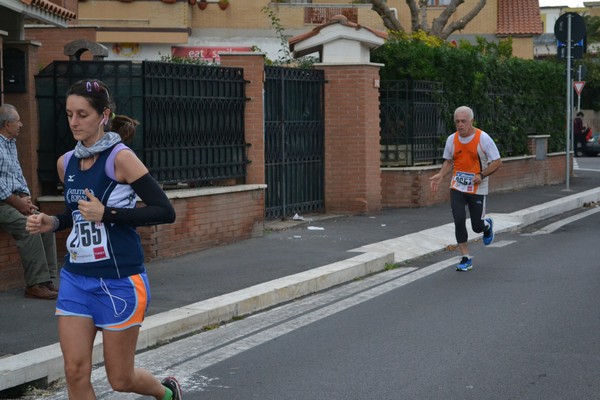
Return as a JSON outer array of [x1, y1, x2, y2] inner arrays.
[[1, 169, 600, 393]]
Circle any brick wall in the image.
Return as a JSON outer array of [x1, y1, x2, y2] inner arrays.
[[220, 53, 265, 185], [381, 153, 568, 208], [0, 234, 25, 292], [25, 26, 98, 68], [138, 187, 265, 259], [320, 64, 382, 215], [0, 186, 265, 291]]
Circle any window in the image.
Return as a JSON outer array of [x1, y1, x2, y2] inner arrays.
[[428, 0, 450, 6]]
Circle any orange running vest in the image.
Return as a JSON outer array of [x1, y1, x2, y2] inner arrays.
[[451, 129, 482, 194]]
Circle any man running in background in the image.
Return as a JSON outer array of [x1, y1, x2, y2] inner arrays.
[[430, 105, 502, 271]]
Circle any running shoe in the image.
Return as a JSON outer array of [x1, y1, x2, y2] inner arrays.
[[456, 256, 473, 271], [161, 376, 182, 400], [483, 217, 494, 246]]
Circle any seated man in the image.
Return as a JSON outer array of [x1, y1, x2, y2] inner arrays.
[[0, 104, 58, 299]]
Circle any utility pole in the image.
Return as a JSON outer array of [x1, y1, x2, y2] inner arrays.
[[555, 12, 586, 191]]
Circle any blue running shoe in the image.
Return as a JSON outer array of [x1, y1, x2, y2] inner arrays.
[[483, 217, 494, 246], [161, 376, 182, 400], [456, 256, 473, 271]]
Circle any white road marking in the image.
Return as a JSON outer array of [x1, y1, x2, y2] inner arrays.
[[522, 207, 600, 236], [575, 168, 600, 172], [486, 240, 516, 248]]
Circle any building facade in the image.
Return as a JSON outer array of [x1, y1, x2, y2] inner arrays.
[[24, 0, 543, 67]]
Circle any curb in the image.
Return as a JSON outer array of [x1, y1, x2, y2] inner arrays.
[[508, 187, 600, 226]]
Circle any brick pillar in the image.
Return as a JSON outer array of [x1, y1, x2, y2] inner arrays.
[[220, 53, 266, 185], [3, 40, 42, 199], [319, 64, 382, 215]]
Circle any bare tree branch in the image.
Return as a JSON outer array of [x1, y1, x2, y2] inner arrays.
[[371, 0, 405, 32], [405, 0, 419, 31], [435, 0, 487, 40], [368, 0, 487, 40], [418, 0, 429, 32]]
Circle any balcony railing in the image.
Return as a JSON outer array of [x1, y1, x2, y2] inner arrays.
[[304, 6, 358, 24]]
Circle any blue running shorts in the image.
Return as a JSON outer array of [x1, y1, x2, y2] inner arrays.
[[56, 268, 151, 331]]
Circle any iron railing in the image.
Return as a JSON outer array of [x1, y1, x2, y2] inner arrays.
[[380, 80, 447, 166], [264, 66, 325, 220], [35, 61, 248, 194], [142, 62, 248, 186]]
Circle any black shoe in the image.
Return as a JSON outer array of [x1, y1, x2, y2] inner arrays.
[[161, 376, 182, 400]]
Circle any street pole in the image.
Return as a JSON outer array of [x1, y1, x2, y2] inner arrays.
[[565, 14, 572, 191], [577, 65, 582, 112]]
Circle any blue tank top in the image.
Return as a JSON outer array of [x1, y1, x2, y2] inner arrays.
[[62, 144, 145, 278]]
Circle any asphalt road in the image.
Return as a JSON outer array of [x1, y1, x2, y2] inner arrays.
[[31, 203, 600, 399]]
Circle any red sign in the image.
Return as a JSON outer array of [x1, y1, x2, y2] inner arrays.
[[171, 46, 253, 62], [574, 81, 586, 96]]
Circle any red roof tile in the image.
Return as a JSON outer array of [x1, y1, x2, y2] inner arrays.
[[289, 14, 388, 49], [21, 0, 76, 20], [497, 0, 543, 36]]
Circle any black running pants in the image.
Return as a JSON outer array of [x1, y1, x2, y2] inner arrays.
[[450, 189, 487, 244]]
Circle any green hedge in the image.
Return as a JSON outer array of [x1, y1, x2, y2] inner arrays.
[[372, 35, 567, 156]]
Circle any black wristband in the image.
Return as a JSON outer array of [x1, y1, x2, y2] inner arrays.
[[55, 208, 74, 231]]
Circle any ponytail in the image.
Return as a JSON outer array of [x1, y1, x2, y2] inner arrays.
[[110, 114, 139, 143]]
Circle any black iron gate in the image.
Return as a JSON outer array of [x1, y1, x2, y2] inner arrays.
[[380, 80, 447, 166], [264, 66, 325, 220], [142, 62, 247, 185], [35, 60, 247, 194]]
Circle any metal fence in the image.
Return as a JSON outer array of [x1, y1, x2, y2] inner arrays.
[[37, 65, 449, 207], [35, 60, 248, 194], [142, 62, 247, 186], [264, 66, 325, 220], [380, 80, 447, 166]]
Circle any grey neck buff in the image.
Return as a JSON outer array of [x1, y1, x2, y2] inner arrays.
[[74, 131, 122, 158]]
